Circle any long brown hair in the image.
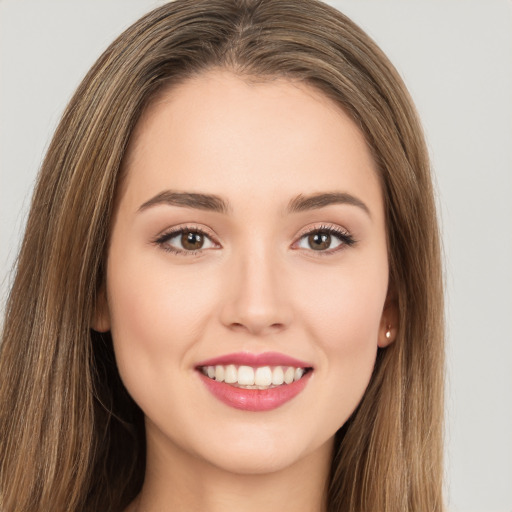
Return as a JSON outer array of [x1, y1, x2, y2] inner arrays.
[[0, 1, 444, 510]]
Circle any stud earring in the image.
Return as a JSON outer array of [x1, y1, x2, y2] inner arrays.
[[385, 326, 392, 340]]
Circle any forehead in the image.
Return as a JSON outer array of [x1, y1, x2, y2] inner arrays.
[[120, 70, 382, 216]]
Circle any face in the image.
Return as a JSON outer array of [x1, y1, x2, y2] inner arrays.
[[95, 70, 395, 476]]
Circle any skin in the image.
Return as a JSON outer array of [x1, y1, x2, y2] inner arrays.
[[94, 70, 396, 512]]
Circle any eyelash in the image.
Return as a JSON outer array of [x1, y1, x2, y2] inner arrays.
[[153, 225, 218, 256], [294, 224, 356, 256], [153, 224, 356, 256]]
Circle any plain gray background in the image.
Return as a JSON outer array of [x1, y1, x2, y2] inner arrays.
[[1, 1, 511, 511]]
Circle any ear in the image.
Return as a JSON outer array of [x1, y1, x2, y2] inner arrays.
[[92, 283, 111, 333], [378, 292, 399, 348]]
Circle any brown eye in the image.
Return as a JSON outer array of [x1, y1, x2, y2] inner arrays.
[[308, 232, 331, 251], [156, 228, 216, 254], [295, 226, 354, 253], [181, 231, 204, 250]]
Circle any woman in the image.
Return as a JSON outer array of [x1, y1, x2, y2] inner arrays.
[[0, 0, 444, 511]]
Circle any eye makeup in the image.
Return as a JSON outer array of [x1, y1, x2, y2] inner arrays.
[[152, 224, 220, 255], [152, 221, 356, 257], [292, 223, 356, 255]]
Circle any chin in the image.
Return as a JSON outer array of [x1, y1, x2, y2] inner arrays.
[[182, 420, 333, 477], [221, 442, 302, 474]]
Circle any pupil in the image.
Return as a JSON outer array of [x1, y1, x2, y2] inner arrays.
[[182, 232, 203, 250], [309, 232, 330, 250]]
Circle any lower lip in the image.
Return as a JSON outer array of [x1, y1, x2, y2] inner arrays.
[[198, 371, 312, 412]]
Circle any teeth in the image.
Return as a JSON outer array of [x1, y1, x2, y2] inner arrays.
[[215, 365, 225, 382], [201, 364, 309, 388], [224, 364, 237, 384], [238, 366, 255, 385], [272, 366, 284, 385], [255, 366, 272, 386], [284, 367, 295, 384]]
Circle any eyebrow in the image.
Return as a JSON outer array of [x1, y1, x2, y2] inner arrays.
[[287, 192, 370, 217], [138, 190, 370, 217], [138, 190, 230, 214]]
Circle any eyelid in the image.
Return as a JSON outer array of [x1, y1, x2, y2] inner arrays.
[[153, 224, 221, 255], [292, 223, 356, 254], [152, 222, 356, 256]]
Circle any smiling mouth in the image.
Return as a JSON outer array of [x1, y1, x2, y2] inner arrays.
[[199, 364, 312, 390]]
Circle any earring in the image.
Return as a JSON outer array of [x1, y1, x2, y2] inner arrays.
[[385, 326, 392, 340]]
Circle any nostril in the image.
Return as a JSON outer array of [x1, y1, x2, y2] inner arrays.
[[227, 321, 286, 336], [229, 322, 253, 334]]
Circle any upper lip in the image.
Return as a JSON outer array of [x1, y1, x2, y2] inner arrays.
[[196, 351, 313, 369]]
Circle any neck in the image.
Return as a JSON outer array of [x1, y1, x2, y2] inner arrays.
[[132, 429, 333, 512]]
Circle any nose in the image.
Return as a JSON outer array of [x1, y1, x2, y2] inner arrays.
[[219, 244, 293, 336]]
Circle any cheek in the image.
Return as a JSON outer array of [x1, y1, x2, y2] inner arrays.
[[105, 246, 220, 390], [312, 280, 382, 382], [294, 258, 388, 423], [297, 258, 387, 350]]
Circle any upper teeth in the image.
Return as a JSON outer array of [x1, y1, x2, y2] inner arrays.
[[201, 365, 306, 388]]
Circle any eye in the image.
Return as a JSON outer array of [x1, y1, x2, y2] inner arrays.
[[295, 225, 355, 253], [154, 227, 218, 255]]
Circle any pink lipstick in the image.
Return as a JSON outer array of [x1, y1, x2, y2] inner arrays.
[[196, 352, 313, 412]]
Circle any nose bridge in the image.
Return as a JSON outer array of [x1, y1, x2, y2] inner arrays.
[[220, 235, 291, 335]]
